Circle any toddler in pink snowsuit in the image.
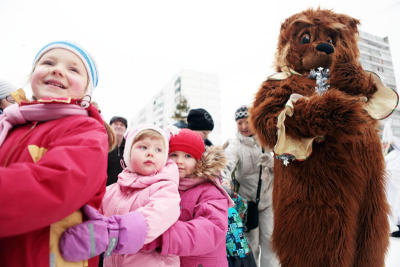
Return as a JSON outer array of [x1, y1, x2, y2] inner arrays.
[[60, 125, 181, 266]]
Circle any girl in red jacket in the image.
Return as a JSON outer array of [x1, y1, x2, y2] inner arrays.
[[146, 128, 233, 267], [0, 41, 115, 267]]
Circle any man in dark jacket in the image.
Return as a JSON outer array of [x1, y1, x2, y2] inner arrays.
[[107, 116, 128, 185], [187, 108, 214, 146]]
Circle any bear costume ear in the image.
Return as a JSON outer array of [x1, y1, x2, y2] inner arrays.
[[364, 71, 399, 120], [336, 14, 360, 34]]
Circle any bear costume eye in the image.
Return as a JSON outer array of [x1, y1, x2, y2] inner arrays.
[[300, 33, 311, 44]]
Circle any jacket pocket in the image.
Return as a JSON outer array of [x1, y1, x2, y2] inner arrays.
[[49, 210, 88, 267]]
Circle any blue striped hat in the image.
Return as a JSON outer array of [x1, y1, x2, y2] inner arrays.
[[33, 41, 98, 96]]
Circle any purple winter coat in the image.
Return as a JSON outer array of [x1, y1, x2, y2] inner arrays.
[[159, 146, 232, 267]]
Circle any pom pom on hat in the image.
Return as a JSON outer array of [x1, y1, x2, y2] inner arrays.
[[33, 41, 98, 96], [235, 105, 249, 121], [187, 108, 214, 131], [0, 79, 17, 99], [169, 129, 205, 160]]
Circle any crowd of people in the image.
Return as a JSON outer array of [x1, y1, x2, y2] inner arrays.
[[0, 40, 399, 267]]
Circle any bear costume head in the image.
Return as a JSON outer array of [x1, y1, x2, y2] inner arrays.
[[276, 9, 359, 74], [271, 8, 397, 110]]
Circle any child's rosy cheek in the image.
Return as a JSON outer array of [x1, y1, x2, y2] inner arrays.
[[68, 79, 86, 97]]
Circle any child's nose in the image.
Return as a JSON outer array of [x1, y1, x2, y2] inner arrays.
[[51, 67, 64, 77]]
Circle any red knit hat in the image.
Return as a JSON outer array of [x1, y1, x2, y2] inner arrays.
[[169, 129, 205, 160]]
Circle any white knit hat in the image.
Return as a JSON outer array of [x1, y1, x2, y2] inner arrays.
[[33, 41, 98, 96], [123, 125, 170, 172], [0, 79, 17, 99]]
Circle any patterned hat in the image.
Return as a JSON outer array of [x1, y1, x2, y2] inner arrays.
[[33, 41, 98, 96], [235, 105, 249, 121]]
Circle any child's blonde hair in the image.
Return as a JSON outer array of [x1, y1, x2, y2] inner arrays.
[[133, 129, 166, 148]]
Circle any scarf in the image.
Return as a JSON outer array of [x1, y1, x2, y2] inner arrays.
[[117, 169, 160, 190], [0, 102, 88, 146], [179, 177, 208, 191], [117, 159, 179, 190]]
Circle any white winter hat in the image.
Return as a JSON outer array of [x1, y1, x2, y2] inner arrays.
[[0, 79, 17, 99], [123, 125, 170, 172]]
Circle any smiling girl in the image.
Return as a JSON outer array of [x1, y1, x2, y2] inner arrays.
[[0, 41, 115, 267]]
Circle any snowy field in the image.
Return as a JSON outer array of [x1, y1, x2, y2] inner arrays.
[[386, 237, 400, 266]]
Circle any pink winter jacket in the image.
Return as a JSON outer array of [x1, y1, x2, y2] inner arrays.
[[101, 159, 181, 267], [159, 146, 232, 267], [161, 178, 230, 267]]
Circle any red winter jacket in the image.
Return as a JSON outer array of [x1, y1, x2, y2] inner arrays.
[[0, 112, 108, 267]]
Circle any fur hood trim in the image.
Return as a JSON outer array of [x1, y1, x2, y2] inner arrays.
[[192, 145, 227, 180]]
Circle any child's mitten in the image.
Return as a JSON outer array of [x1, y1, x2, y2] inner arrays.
[[60, 204, 147, 262]]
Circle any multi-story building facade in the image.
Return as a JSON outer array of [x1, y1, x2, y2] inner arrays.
[[358, 30, 399, 137], [131, 69, 222, 144]]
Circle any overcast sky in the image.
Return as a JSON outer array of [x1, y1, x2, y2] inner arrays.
[[1, 0, 399, 142]]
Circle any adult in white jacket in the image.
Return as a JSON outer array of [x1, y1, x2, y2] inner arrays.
[[222, 105, 279, 267], [385, 137, 400, 235]]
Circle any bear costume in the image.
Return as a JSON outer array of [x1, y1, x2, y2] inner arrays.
[[249, 8, 398, 267]]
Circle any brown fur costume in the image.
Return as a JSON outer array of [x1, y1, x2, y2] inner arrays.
[[249, 9, 397, 267]]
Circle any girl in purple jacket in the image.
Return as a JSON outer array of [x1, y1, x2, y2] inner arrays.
[[146, 128, 234, 267]]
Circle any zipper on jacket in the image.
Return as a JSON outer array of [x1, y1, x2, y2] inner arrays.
[[112, 193, 129, 267], [3, 122, 38, 167]]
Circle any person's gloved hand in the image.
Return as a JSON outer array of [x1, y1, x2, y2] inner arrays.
[[59, 204, 147, 262]]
